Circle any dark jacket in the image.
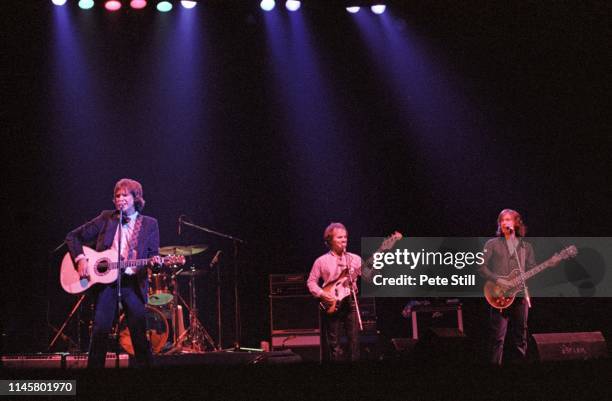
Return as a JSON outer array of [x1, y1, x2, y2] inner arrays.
[[479, 237, 536, 282]]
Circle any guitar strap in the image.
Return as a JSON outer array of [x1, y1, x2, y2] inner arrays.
[[127, 216, 143, 260]]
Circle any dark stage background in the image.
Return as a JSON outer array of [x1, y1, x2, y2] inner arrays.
[[3, 1, 611, 354]]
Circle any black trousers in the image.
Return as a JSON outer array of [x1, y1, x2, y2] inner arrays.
[[321, 298, 360, 362], [88, 280, 152, 368], [488, 298, 529, 365]]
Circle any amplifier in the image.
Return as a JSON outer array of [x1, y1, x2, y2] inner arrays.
[[270, 295, 320, 334], [269, 274, 309, 296], [65, 353, 129, 369], [1, 354, 62, 369]]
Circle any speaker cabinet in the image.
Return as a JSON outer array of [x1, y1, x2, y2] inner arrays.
[[270, 295, 320, 334], [532, 331, 608, 361]]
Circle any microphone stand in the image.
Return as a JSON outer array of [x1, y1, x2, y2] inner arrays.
[[116, 209, 124, 324], [345, 252, 364, 331], [512, 240, 531, 309], [179, 218, 246, 350]]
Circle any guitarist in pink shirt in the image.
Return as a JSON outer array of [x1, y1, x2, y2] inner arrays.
[[65, 178, 162, 368], [307, 223, 363, 362]]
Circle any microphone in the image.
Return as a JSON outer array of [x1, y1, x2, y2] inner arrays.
[[505, 224, 514, 232], [210, 250, 222, 268]]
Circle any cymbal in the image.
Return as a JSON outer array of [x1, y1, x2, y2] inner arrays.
[[177, 269, 206, 277], [159, 244, 208, 256]]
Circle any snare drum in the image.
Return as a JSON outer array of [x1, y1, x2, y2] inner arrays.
[[119, 305, 169, 355], [148, 272, 173, 306]]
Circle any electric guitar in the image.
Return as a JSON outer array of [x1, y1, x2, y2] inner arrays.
[[60, 246, 185, 295], [484, 245, 578, 310], [319, 231, 403, 314]]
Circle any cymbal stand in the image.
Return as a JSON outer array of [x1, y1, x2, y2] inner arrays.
[[48, 294, 86, 351], [178, 218, 246, 350], [168, 266, 218, 353]]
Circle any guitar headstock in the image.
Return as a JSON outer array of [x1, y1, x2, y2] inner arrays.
[[163, 254, 186, 266], [378, 231, 403, 252], [557, 245, 578, 260]]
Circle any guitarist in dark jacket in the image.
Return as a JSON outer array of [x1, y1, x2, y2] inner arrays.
[[307, 223, 362, 362], [65, 178, 161, 368], [479, 209, 536, 365]]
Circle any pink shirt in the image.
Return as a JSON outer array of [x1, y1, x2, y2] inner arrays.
[[307, 251, 362, 298]]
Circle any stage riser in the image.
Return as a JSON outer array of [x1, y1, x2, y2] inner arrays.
[[1, 351, 303, 368]]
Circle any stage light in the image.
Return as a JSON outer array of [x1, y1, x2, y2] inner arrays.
[[157, 1, 173, 12], [285, 0, 300, 12], [105, 0, 122, 11], [346, 6, 360, 14], [78, 0, 94, 9], [371, 4, 386, 14], [180, 1, 197, 8], [51, 0, 68, 5], [260, 0, 275, 11], [130, 0, 147, 9]]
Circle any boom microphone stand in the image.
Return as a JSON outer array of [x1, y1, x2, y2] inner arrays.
[[178, 216, 246, 350]]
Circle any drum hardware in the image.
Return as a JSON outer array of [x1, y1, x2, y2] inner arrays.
[[48, 294, 87, 351], [164, 265, 219, 353], [159, 244, 209, 256], [176, 217, 246, 350]]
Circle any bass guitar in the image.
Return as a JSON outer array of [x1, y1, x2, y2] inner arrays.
[[60, 246, 185, 295], [484, 245, 577, 310], [320, 231, 402, 314]]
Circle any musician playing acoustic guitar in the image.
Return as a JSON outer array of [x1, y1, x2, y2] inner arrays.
[[478, 209, 536, 365], [65, 178, 162, 368], [307, 222, 363, 362]]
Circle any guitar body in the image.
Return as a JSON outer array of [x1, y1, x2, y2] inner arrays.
[[483, 270, 523, 310], [60, 247, 121, 295], [60, 246, 185, 295], [483, 245, 578, 310], [319, 270, 350, 315]]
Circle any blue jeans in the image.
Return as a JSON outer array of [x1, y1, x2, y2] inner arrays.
[[88, 281, 152, 368]]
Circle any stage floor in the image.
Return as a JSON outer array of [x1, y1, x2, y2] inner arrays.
[[1, 352, 610, 400]]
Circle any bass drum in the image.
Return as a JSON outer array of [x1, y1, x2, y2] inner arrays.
[[118, 305, 169, 355]]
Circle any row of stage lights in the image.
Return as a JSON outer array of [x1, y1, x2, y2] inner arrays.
[[260, 1, 386, 14], [51, 0, 198, 12], [51, 0, 387, 14]]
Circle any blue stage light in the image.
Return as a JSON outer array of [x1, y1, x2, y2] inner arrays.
[[371, 5, 386, 14], [285, 0, 300, 12], [181, 1, 197, 8], [260, 0, 275, 12]]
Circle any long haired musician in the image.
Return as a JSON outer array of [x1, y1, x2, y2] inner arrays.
[[478, 209, 536, 365]]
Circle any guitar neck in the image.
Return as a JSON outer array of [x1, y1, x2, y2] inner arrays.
[[523, 257, 560, 281], [110, 258, 151, 270]]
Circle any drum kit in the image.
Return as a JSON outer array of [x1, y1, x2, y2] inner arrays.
[[118, 244, 219, 355]]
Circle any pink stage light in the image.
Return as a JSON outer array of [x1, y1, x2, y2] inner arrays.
[[105, 1, 122, 11], [130, 0, 147, 9]]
